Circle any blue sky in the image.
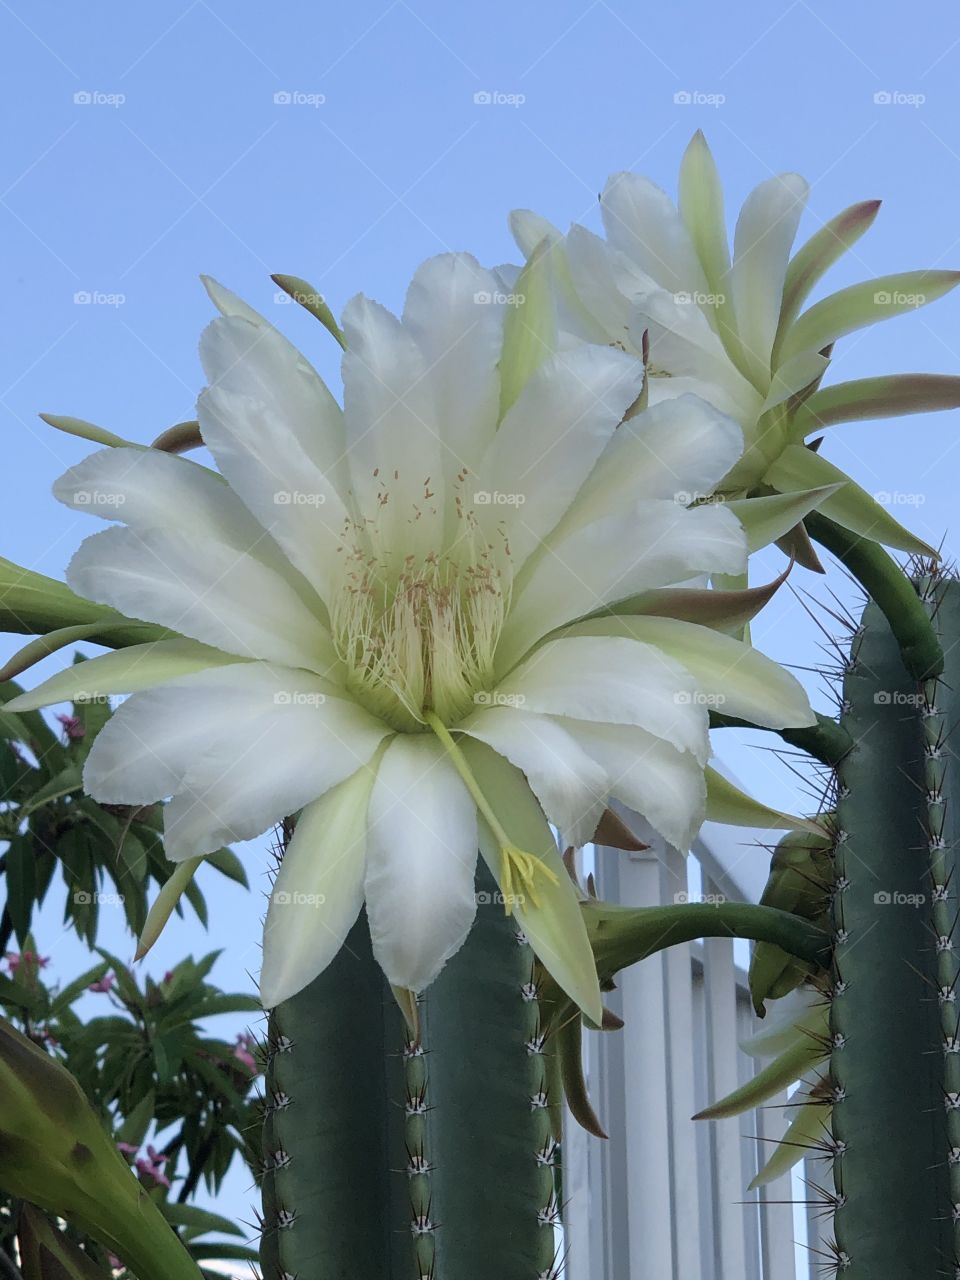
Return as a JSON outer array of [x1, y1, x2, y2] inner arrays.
[[3, 0, 960, 1244]]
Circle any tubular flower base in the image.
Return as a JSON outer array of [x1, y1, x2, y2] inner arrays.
[[9, 252, 815, 1017]]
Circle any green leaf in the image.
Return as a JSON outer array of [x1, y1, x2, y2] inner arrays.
[[135, 859, 204, 960], [705, 766, 822, 834], [160, 1203, 244, 1239], [204, 845, 248, 888], [49, 962, 111, 1014], [790, 372, 960, 437], [271, 273, 346, 348], [0, 553, 168, 648], [5, 834, 37, 945], [0, 623, 154, 685], [777, 270, 960, 367], [764, 442, 936, 556], [6, 639, 238, 713], [726, 484, 845, 552], [749, 1093, 829, 1189], [37, 412, 134, 448], [694, 1035, 827, 1120], [774, 199, 881, 355], [20, 765, 83, 816], [115, 1088, 155, 1148]]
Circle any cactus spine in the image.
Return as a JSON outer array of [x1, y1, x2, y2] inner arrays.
[[259, 870, 560, 1280], [827, 574, 958, 1276]]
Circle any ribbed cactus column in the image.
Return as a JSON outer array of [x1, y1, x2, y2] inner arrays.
[[917, 572, 960, 1267], [829, 591, 952, 1276], [259, 872, 559, 1280]]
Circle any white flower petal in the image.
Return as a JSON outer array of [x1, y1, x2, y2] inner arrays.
[[199, 304, 347, 484], [572, 615, 815, 730], [364, 734, 478, 991], [732, 174, 809, 372], [198, 316, 351, 604], [459, 706, 607, 848], [509, 208, 563, 256], [563, 224, 652, 337], [53, 445, 308, 593], [562, 394, 743, 532], [475, 344, 645, 571], [601, 171, 708, 297], [564, 718, 707, 850], [498, 500, 746, 666], [495, 635, 710, 762], [402, 253, 504, 479], [259, 768, 375, 1007], [82, 663, 390, 858], [341, 295, 448, 560], [67, 525, 336, 672]]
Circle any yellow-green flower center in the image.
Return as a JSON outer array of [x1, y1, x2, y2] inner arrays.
[[332, 510, 512, 732]]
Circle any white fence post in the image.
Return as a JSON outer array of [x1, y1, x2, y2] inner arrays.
[[561, 808, 814, 1280]]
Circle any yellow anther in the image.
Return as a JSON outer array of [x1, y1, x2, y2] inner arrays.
[[499, 845, 559, 915]]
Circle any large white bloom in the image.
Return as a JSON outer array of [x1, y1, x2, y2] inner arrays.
[[510, 131, 960, 559], [10, 253, 814, 1018]]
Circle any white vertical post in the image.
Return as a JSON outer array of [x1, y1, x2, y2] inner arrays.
[[757, 1092, 801, 1279], [703, 887, 750, 1278]]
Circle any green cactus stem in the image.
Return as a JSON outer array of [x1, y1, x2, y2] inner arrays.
[[829, 592, 953, 1276]]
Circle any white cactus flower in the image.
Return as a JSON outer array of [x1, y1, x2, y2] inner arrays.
[[510, 131, 960, 559], [9, 252, 815, 1017]]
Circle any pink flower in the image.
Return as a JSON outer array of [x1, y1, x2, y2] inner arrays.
[[89, 973, 116, 993], [5, 951, 50, 974], [232, 1034, 257, 1073], [135, 1146, 171, 1189], [117, 1141, 139, 1157], [56, 712, 86, 741]]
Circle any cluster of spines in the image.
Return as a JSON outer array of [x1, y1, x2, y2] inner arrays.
[[916, 566, 960, 1268], [519, 943, 566, 1275], [403, 1013, 437, 1277]]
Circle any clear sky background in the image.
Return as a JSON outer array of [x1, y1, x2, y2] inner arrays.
[[2, 0, 960, 1254]]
